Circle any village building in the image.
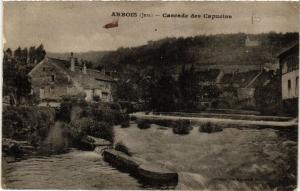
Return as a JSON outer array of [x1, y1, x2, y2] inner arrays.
[[29, 53, 115, 106], [278, 42, 299, 115], [245, 36, 260, 47], [201, 68, 273, 110]]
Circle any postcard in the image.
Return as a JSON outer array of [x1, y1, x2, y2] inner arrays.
[[2, 1, 299, 190]]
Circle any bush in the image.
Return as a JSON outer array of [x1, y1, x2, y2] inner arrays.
[[109, 102, 121, 111], [120, 114, 130, 128], [69, 117, 95, 145], [90, 121, 114, 142], [2, 106, 55, 146], [121, 120, 130, 128], [130, 116, 137, 121], [115, 142, 132, 156], [57, 96, 87, 122], [137, 120, 151, 129], [199, 122, 223, 133], [172, 120, 192, 135], [68, 118, 114, 146]]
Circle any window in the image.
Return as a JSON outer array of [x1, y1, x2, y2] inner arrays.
[[102, 92, 108, 100], [51, 75, 55, 82], [288, 79, 291, 90], [43, 67, 46, 72]]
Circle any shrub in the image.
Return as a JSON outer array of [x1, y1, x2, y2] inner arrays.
[[130, 116, 137, 121], [90, 121, 114, 142], [137, 120, 151, 129], [120, 114, 130, 128], [172, 120, 192, 135], [115, 142, 132, 156], [109, 102, 122, 111], [2, 106, 55, 146], [121, 120, 130, 128], [199, 122, 223, 133], [69, 117, 94, 145]]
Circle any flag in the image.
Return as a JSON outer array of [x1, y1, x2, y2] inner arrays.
[[103, 18, 118, 29]]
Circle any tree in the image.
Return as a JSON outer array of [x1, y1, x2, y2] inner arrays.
[[14, 71, 32, 105], [14, 47, 22, 62], [254, 72, 281, 115], [29, 46, 36, 64], [199, 84, 221, 99], [114, 79, 138, 102], [141, 69, 177, 112], [36, 44, 46, 62], [178, 64, 199, 110], [6, 48, 12, 57], [21, 48, 28, 64]]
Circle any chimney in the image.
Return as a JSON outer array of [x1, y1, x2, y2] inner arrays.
[[70, 52, 75, 72], [82, 63, 87, 74]]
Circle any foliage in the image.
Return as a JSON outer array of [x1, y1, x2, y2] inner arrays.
[[101, 32, 298, 112], [141, 69, 178, 112], [254, 72, 282, 115], [3, 44, 46, 105], [199, 122, 223, 133], [89, 121, 114, 142], [172, 120, 192, 135], [114, 80, 139, 102], [2, 106, 55, 146], [68, 117, 114, 144], [137, 120, 151, 129], [178, 65, 199, 109]]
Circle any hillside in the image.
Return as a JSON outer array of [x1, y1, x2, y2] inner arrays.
[[47, 33, 298, 73], [101, 32, 298, 73]]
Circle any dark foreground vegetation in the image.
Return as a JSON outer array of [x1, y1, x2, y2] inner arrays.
[[2, 96, 129, 157]]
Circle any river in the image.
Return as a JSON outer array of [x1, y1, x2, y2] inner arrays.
[[2, 149, 143, 189]]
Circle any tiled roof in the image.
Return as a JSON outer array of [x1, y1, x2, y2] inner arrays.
[[47, 57, 114, 89], [219, 70, 261, 87]]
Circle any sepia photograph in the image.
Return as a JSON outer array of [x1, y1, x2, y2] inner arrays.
[[1, 1, 299, 190]]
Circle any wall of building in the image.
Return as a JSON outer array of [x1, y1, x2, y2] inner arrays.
[[30, 60, 77, 100], [282, 69, 299, 100]]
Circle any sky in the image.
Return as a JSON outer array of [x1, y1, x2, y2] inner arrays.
[[3, 1, 299, 52]]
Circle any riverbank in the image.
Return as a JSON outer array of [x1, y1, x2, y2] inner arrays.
[[114, 122, 297, 190]]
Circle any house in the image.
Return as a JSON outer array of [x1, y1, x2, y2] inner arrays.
[[245, 36, 260, 47], [29, 53, 115, 105], [215, 69, 273, 109], [278, 42, 299, 115]]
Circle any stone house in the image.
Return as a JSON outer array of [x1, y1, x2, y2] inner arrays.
[[216, 70, 272, 109], [278, 42, 299, 115], [29, 53, 115, 105]]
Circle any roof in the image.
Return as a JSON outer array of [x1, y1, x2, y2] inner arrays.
[[219, 70, 261, 87], [30, 57, 115, 90], [277, 42, 299, 58]]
